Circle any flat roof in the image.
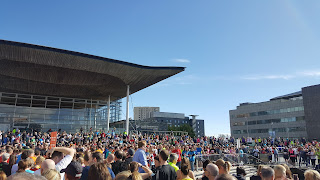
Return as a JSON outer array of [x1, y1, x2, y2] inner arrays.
[[0, 40, 185, 101]]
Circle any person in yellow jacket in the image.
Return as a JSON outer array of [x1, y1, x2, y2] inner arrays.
[[168, 153, 179, 172]]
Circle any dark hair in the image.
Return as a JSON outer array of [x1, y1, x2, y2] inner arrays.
[[138, 141, 146, 148], [35, 150, 41, 156], [181, 157, 190, 175], [159, 150, 169, 162], [51, 151, 63, 159], [203, 159, 212, 169], [88, 162, 111, 180], [17, 159, 28, 172], [92, 152, 103, 163], [21, 150, 32, 160], [84, 151, 90, 162], [236, 167, 246, 176], [114, 150, 123, 160], [9, 154, 17, 168], [128, 162, 139, 173]]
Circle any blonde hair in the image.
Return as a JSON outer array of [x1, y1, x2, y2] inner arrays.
[[304, 170, 320, 180], [215, 159, 231, 173], [35, 156, 45, 166], [274, 165, 286, 179], [42, 169, 61, 180], [280, 163, 292, 179], [115, 171, 143, 180]]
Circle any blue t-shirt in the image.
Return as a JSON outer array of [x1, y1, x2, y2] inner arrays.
[[188, 151, 196, 162]]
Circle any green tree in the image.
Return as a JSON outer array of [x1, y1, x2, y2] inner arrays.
[[168, 124, 195, 137]]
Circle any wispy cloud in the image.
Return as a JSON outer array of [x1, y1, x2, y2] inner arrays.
[[172, 58, 191, 63], [242, 70, 320, 81], [242, 75, 294, 80]]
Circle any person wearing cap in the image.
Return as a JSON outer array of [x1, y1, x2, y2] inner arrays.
[[61, 161, 83, 180], [0, 153, 11, 176], [125, 149, 135, 166]]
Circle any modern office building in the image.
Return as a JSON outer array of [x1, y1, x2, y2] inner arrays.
[[113, 111, 205, 137], [0, 40, 184, 133], [230, 84, 320, 140], [133, 107, 160, 120]]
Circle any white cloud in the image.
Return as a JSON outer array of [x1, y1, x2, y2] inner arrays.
[[242, 75, 294, 80], [299, 70, 320, 77], [241, 70, 320, 81], [172, 58, 191, 63]]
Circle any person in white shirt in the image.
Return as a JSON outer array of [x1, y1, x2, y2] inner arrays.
[[47, 147, 75, 180]]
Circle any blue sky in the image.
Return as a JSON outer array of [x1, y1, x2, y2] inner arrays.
[[1, 1, 320, 136]]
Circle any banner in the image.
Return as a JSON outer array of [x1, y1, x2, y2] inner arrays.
[[50, 131, 57, 149]]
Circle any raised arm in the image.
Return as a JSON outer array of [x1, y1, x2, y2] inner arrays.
[[52, 147, 75, 157]]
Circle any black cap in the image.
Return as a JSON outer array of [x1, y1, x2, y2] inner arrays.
[[128, 149, 135, 156], [61, 161, 83, 178]]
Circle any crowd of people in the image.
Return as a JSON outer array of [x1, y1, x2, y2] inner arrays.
[[0, 128, 320, 180]]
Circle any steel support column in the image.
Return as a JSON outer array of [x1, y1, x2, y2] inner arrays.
[[126, 85, 130, 135], [107, 95, 110, 132]]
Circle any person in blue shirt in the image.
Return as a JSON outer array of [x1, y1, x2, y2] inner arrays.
[[188, 147, 196, 171], [133, 141, 148, 173]]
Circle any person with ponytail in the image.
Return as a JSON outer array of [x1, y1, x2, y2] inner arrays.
[[176, 157, 195, 180], [128, 161, 153, 180], [215, 159, 231, 175]]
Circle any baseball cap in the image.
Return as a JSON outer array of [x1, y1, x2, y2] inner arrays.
[[61, 161, 83, 178], [128, 149, 135, 156]]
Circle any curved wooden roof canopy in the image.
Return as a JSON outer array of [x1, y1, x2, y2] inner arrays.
[[0, 40, 185, 101]]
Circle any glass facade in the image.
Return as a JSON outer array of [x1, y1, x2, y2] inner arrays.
[[233, 106, 304, 118], [0, 92, 121, 133], [232, 116, 305, 126]]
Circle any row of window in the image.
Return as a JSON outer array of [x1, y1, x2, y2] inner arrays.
[[233, 106, 304, 118], [233, 127, 306, 134], [232, 116, 305, 126]]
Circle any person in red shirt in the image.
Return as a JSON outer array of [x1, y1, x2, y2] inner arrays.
[[172, 145, 182, 168]]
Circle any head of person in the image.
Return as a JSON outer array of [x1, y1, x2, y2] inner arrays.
[[203, 160, 212, 171], [21, 150, 32, 160], [51, 151, 64, 164], [215, 159, 231, 174], [181, 157, 191, 175], [154, 156, 160, 168], [304, 169, 320, 180], [159, 150, 169, 164], [138, 141, 146, 150], [62, 161, 83, 180], [256, 165, 264, 176], [169, 153, 178, 164], [106, 153, 114, 164], [35, 156, 45, 166], [274, 165, 286, 180], [88, 162, 111, 180], [17, 159, 29, 173], [89, 152, 104, 164], [260, 166, 275, 180], [114, 150, 123, 161], [127, 149, 135, 158], [204, 163, 219, 180], [114, 171, 129, 180], [128, 161, 139, 173], [7, 172, 46, 180], [215, 174, 237, 180], [2, 153, 10, 163], [41, 169, 61, 180], [41, 159, 56, 174], [236, 167, 246, 177], [280, 164, 292, 179]]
